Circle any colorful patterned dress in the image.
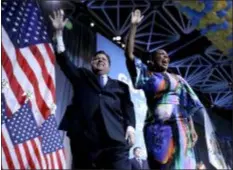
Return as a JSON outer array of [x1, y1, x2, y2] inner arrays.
[[131, 59, 205, 169]]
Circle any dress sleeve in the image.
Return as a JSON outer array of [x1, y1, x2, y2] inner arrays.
[[178, 75, 204, 116], [132, 58, 150, 89]]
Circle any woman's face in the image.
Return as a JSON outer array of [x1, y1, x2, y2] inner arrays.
[[152, 49, 170, 72]]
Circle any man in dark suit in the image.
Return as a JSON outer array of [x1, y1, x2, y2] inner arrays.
[[49, 10, 136, 169], [130, 147, 149, 170]]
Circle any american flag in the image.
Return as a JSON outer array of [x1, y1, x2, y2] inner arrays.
[[1, 0, 66, 169]]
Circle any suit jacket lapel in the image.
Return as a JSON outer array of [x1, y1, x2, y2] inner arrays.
[[104, 77, 114, 89], [134, 158, 141, 168], [142, 160, 144, 169], [81, 69, 101, 91], [82, 70, 115, 90]]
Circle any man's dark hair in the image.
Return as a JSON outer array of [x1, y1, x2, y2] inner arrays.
[[133, 147, 141, 153], [93, 50, 111, 65]]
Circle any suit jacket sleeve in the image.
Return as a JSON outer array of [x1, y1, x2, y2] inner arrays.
[[56, 51, 81, 86], [56, 51, 81, 132], [121, 83, 136, 128], [129, 159, 134, 169], [143, 159, 150, 169], [58, 104, 73, 132]]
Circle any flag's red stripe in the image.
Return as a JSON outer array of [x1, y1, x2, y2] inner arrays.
[[29, 46, 55, 101], [44, 44, 55, 65], [22, 143, 36, 169], [45, 155, 49, 169], [1, 133, 15, 169], [56, 150, 63, 169], [2, 44, 9, 67], [62, 149, 66, 168], [1, 46, 25, 114], [15, 49, 50, 119], [14, 143, 26, 169], [6, 103, 13, 117], [50, 154, 55, 169], [36, 137, 47, 169], [62, 149, 66, 159], [31, 140, 43, 169]]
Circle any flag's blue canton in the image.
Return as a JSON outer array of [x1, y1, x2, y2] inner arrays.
[[5, 102, 40, 145], [40, 115, 63, 154], [2, 0, 50, 48], [1, 93, 8, 124]]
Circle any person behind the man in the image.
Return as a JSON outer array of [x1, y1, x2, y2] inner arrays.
[[130, 147, 149, 169], [49, 10, 136, 169]]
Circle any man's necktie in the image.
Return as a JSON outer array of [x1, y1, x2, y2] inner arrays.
[[137, 158, 142, 169], [99, 75, 107, 87]]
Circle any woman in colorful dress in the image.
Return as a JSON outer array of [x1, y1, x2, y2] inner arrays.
[[125, 9, 201, 169]]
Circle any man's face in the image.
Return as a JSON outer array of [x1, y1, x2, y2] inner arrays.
[[91, 53, 110, 75], [152, 49, 170, 72], [134, 148, 141, 158]]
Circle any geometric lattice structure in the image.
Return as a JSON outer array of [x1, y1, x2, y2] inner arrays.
[[170, 46, 232, 109], [40, 0, 232, 109], [81, 0, 232, 109]]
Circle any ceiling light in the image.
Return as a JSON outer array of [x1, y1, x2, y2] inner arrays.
[[115, 36, 121, 41], [90, 22, 95, 27]]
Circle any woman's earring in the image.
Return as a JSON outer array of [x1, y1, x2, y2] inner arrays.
[[146, 60, 154, 65], [147, 60, 155, 70]]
